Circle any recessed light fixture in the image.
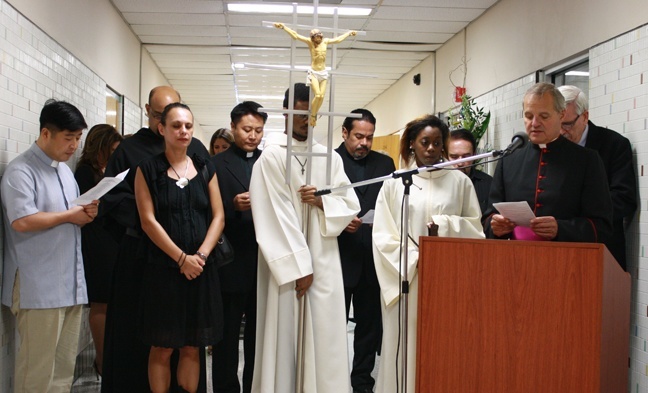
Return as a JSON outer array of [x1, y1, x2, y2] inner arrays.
[[227, 3, 371, 16], [565, 71, 589, 76]]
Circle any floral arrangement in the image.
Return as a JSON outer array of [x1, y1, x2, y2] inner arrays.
[[449, 94, 491, 146]]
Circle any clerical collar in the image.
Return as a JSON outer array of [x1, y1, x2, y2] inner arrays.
[[32, 142, 60, 167], [231, 143, 256, 159], [537, 135, 561, 149]]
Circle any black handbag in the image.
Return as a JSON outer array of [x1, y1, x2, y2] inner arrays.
[[213, 234, 235, 267]]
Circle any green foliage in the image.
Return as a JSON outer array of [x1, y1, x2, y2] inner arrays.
[[449, 94, 491, 146]]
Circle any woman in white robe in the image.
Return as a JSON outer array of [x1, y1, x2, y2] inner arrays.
[[372, 115, 485, 393]]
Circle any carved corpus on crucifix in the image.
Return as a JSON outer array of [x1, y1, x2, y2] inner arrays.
[[274, 23, 356, 127]]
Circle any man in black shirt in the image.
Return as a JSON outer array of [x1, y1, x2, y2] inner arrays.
[[335, 109, 395, 393], [484, 82, 612, 244], [211, 101, 267, 393]]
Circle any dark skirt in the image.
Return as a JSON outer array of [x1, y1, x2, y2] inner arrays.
[[139, 262, 223, 348], [81, 220, 119, 303]]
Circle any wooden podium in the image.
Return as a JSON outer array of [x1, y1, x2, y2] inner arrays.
[[417, 237, 630, 393]]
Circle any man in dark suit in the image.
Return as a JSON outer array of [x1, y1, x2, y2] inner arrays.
[[484, 82, 612, 244], [558, 85, 637, 271], [448, 128, 493, 215], [336, 109, 395, 393], [211, 101, 267, 393]]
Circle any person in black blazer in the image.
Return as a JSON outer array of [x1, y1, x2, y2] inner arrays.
[[484, 83, 613, 244], [211, 101, 267, 393], [558, 85, 637, 270], [335, 109, 396, 393]]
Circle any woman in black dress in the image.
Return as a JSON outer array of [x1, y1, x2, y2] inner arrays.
[[74, 124, 123, 375], [134, 102, 224, 393]]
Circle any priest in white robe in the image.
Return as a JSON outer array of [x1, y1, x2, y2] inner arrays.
[[372, 114, 485, 393], [250, 83, 360, 393]]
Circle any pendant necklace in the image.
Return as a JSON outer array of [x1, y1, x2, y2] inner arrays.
[[170, 156, 190, 188], [294, 156, 307, 175]]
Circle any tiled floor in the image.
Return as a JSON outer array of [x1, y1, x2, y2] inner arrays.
[[71, 321, 378, 393], [70, 344, 101, 393]]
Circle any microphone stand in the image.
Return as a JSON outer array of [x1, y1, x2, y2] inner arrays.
[[398, 169, 414, 393], [314, 149, 505, 393]]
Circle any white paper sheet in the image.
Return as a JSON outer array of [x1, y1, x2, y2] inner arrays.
[[360, 209, 375, 225], [492, 201, 536, 227], [72, 169, 129, 205]]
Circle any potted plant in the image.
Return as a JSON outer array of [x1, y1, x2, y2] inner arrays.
[[449, 94, 491, 146]]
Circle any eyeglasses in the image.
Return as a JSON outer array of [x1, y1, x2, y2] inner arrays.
[[561, 114, 581, 131]]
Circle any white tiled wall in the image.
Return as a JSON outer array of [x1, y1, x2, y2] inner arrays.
[[591, 24, 648, 393], [0, 1, 143, 390], [124, 97, 144, 135]]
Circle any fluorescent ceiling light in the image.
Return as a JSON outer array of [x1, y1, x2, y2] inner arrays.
[[228, 3, 371, 16], [233, 63, 330, 71], [238, 94, 285, 100], [565, 71, 589, 76]]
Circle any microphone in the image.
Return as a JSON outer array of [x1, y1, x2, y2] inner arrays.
[[498, 132, 527, 156]]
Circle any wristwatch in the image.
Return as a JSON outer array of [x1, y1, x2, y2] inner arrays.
[[196, 251, 208, 262]]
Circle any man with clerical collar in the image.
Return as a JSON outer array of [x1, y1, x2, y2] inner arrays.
[[211, 101, 266, 393], [483, 82, 612, 244], [1, 100, 98, 392]]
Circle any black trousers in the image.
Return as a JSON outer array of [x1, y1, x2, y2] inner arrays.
[[212, 290, 257, 393], [345, 278, 382, 391], [102, 235, 150, 392]]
